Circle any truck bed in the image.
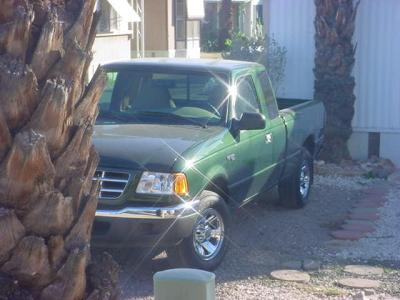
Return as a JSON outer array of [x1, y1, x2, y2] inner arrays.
[[277, 98, 311, 110], [277, 97, 325, 160]]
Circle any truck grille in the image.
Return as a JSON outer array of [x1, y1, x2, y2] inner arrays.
[[93, 170, 130, 199]]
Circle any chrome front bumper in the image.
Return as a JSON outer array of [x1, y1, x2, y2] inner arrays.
[[95, 200, 200, 220]]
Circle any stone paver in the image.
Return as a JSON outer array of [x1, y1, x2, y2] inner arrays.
[[270, 270, 310, 283], [345, 219, 376, 226], [349, 212, 379, 221], [350, 208, 379, 215], [341, 223, 375, 233], [331, 230, 366, 241], [357, 198, 386, 205], [344, 265, 384, 276], [338, 278, 380, 289], [354, 201, 385, 209], [363, 188, 387, 196]]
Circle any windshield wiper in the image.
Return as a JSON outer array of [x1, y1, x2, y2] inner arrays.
[[135, 111, 208, 128]]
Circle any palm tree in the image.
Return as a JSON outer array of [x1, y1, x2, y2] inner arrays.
[[0, 0, 107, 298], [218, 0, 233, 50], [314, 0, 360, 163]]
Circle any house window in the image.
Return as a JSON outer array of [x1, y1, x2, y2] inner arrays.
[[256, 5, 263, 25], [97, 0, 124, 33], [175, 0, 201, 51], [175, 0, 186, 49], [187, 20, 200, 39]]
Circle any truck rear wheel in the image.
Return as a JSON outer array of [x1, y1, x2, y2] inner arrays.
[[278, 147, 313, 209], [166, 191, 231, 271]]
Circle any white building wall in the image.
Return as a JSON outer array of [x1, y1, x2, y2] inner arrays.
[[381, 133, 400, 166], [90, 34, 132, 78], [352, 0, 400, 133], [266, 0, 315, 99], [267, 0, 400, 166]]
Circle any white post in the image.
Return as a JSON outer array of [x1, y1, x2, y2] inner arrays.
[[140, 0, 145, 57], [154, 268, 215, 300]]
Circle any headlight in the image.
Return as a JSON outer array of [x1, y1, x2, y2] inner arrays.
[[136, 172, 189, 196]]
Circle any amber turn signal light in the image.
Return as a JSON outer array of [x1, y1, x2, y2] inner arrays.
[[173, 173, 189, 196]]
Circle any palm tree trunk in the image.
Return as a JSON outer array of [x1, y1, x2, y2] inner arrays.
[[0, 0, 107, 298], [314, 0, 360, 163], [218, 0, 233, 50]]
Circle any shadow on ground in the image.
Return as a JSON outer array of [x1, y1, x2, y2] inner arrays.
[[93, 178, 400, 299]]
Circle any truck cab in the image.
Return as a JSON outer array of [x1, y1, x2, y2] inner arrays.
[[92, 59, 325, 270]]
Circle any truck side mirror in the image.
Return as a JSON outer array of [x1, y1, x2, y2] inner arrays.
[[235, 112, 266, 131]]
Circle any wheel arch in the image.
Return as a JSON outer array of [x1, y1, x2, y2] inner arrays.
[[203, 175, 232, 206], [302, 135, 315, 183], [303, 135, 316, 158]]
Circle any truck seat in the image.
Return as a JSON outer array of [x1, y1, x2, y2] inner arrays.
[[135, 83, 172, 110]]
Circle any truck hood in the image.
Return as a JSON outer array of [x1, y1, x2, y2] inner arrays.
[[93, 124, 225, 172]]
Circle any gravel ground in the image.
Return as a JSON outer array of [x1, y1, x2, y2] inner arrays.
[[338, 183, 400, 262], [99, 171, 400, 300]]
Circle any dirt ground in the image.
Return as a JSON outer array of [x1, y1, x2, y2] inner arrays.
[[98, 169, 400, 300]]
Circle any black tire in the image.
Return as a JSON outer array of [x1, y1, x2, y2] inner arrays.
[[166, 191, 231, 271], [278, 147, 313, 209]]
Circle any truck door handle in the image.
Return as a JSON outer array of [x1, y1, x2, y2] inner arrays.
[[265, 132, 273, 144]]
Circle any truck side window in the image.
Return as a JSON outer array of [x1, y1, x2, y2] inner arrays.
[[258, 71, 279, 119], [235, 75, 261, 118], [99, 72, 118, 111]]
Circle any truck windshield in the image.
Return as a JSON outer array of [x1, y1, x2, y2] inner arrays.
[[97, 69, 230, 127]]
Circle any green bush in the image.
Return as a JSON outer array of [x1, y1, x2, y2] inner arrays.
[[222, 33, 287, 93], [201, 37, 219, 53]]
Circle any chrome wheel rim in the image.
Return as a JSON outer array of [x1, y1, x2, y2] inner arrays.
[[192, 208, 224, 261], [299, 160, 311, 198]]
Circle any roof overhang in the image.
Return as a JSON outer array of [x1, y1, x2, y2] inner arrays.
[[106, 0, 141, 22], [205, 0, 252, 3], [187, 0, 205, 20]]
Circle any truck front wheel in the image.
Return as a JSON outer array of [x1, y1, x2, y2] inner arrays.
[[166, 191, 231, 271], [278, 147, 313, 209]]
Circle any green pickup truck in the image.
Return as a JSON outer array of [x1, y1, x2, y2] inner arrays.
[[92, 59, 325, 270]]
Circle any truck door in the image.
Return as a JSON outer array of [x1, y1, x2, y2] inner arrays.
[[227, 73, 271, 204], [255, 70, 287, 188]]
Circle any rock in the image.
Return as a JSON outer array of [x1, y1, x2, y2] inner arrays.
[[348, 212, 379, 221], [302, 259, 321, 271], [87, 252, 121, 300], [388, 171, 400, 184], [331, 230, 366, 241], [368, 156, 379, 163], [364, 289, 376, 296], [345, 220, 376, 227], [270, 270, 310, 283], [281, 260, 302, 270], [353, 292, 367, 300], [344, 265, 384, 276], [363, 158, 396, 179], [325, 239, 355, 248], [350, 208, 379, 215], [340, 159, 358, 168], [341, 223, 375, 234], [353, 200, 385, 209], [338, 278, 380, 289], [0, 274, 34, 300], [369, 166, 391, 179]]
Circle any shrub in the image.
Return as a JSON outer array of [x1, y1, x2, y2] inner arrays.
[[201, 36, 219, 53], [222, 33, 287, 93]]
